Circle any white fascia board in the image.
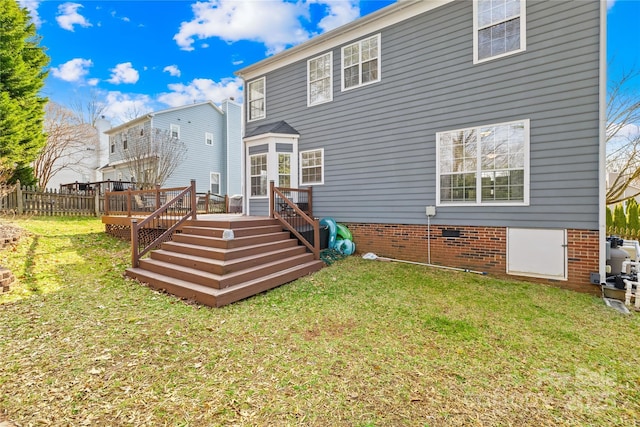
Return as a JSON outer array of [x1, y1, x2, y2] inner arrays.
[[235, 0, 453, 81], [243, 133, 300, 143]]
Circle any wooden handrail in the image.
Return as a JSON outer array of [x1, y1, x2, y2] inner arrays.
[[270, 181, 319, 260], [131, 180, 197, 267]]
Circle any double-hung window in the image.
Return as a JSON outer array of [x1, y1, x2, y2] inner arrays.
[[474, 0, 526, 63], [278, 154, 291, 188], [170, 124, 180, 139], [248, 77, 266, 121], [250, 154, 268, 197], [205, 132, 214, 146], [437, 119, 529, 205], [300, 149, 324, 185], [308, 52, 333, 106], [341, 34, 380, 91]]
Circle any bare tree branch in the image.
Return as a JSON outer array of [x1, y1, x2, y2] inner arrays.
[[606, 67, 640, 205], [33, 102, 99, 190], [115, 126, 187, 189]]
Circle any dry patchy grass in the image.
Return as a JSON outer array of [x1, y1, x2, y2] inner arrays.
[[1, 216, 639, 426]]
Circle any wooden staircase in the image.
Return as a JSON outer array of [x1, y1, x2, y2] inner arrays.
[[125, 216, 324, 307]]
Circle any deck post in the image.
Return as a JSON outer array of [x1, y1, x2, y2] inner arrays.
[[307, 186, 313, 217], [131, 218, 139, 267], [155, 184, 161, 210], [313, 217, 320, 260], [190, 179, 197, 220], [269, 181, 275, 218]]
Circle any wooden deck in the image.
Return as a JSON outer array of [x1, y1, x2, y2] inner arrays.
[[108, 215, 324, 307]]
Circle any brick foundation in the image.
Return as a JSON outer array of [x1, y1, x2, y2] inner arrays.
[[0, 267, 16, 293], [346, 223, 600, 294]]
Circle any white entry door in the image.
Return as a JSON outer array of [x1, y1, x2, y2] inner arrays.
[[507, 228, 567, 280]]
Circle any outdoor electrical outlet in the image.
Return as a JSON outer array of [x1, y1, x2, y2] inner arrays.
[[426, 206, 436, 217]]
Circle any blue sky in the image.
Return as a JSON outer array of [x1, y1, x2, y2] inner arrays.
[[18, 0, 640, 125]]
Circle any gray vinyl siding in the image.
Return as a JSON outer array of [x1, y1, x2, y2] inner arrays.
[[243, 0, 601, 229], [151, 104, 224, 193]]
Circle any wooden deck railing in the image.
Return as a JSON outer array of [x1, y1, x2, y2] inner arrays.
[[269, 181, 319, 260], [130, 180, 197, 268]]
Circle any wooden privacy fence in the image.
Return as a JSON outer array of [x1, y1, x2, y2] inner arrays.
[[0, 181, 103, 216]]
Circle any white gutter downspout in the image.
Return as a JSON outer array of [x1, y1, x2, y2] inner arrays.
[[598, 1, 608, 285]]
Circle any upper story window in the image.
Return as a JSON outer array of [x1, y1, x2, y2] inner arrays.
[[474, 0, 526, 63], [170, 124, 180, 139], [110, 138, 115, 154], [341, 34, 381, 91], [122, 135, 128, 150], [205, 132, 214, 146], [300, 149, 324, 185], [248, 77, 266, 122], [308, 52, 333, 106], [436, 119, 529, 206]]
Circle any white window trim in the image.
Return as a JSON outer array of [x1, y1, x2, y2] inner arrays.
[[210, 172, 220, 194], [170, 124, 180, 139], [299, 148, 324, 186], [247, 77, 266, 122], [341, 33, 381, 92], [307, 51, 333, 107], [436, 119, 530, 207], [249, 153, 268, 198], [205, 132, 214, 146], [473, 0, 527, 64]]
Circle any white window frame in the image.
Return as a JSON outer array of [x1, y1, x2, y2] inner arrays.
[[436, 119, 530, 206], [278, 153, 291, 188], [308, 52, 333, 106], [210, 172, 220, 194], [250, 153, 268, 197], [205, 132, 214, 146], [170, 124, 180, 139], [341, 34, 381, 91], [473, 0, 526, 64], [300, 149, 324, 186], [247, 77, 266, 122]]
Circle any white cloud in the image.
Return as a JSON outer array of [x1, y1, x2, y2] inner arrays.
[[51, 58, 93, 82], [314, 0, 360, 33], [103, 92, 153, 125], [174, 0, 310, 54], [87, 78, 100, 86], [157, 77, 243, 107], [56, 2, 92, 31], [107, 62, 140, 84], [163, 65, 181, 77], [18, 0, 43, 27]]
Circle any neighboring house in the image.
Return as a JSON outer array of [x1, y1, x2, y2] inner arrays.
[[235, 0, 606, 292], [606, 171, 640, 205], [102, 100, 242, 196], [46, 117, 112, 190]]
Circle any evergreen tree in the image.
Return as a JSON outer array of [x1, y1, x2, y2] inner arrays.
[[614, 204, 627, 231], [0, 0, 49, 184], [628, 199, 640, 232], [606, 205, 613, 228]]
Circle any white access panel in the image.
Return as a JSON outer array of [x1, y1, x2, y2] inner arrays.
[[507, 228, 567, 280]]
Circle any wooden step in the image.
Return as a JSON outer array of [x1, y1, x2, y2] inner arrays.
[[160, 239, 299, 261], [184, 217, 278, 229], [138, 252, 316, 289], [150, 245, 307, 275], [181, 224, 283, 238], [126, 259, 323, 307], [172, 231, 291, 249]]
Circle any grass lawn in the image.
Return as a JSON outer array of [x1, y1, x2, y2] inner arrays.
[[1, 216, 639, 426]]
